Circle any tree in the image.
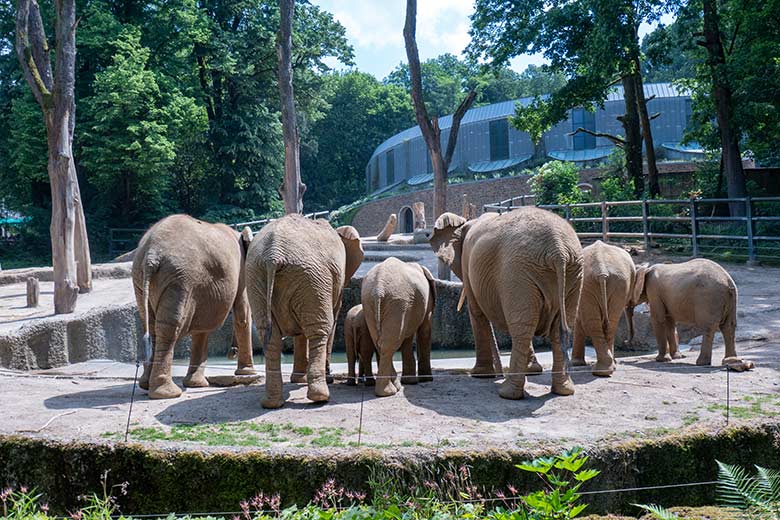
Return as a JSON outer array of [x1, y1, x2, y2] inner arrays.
[[404, 0, 476, 278], [15, 0, 92, 313]]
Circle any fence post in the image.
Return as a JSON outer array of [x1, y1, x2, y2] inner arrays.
[[641, 199, 650, 251], [746, 197, 756, 264], [690, 198, 699, 257], [565, 204, 571, 223], [520, 195, 526, 207], [600, 201, 608, 242]]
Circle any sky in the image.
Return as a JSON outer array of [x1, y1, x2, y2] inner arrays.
[[313, 0, 675, 80]]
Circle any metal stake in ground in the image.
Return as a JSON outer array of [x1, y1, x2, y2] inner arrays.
[[726, 366, 730, 426], [125, 360, 141, 442], [357, 377, 366, 447]]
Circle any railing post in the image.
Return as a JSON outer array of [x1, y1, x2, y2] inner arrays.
[[641, 199, 650, 251], [690, 197, 699, 257], [600, 201, 608, 242], [746, 197, 756, 264], [521, 195, 526, 207], [505, 199, 512, 213], [565, 204, 571, 223]]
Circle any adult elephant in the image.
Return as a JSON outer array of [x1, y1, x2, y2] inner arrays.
[[133, 215, 255, 400], [245, 215, 364, 409], [430, 208, 583, 399]]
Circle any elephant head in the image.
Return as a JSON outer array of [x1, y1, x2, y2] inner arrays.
[[626, 263, 650, 340], [429, 212, 469, 279], [336, 225, 365, 286]]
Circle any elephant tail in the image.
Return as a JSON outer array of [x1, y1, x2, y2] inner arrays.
[[140, 263, 155, 363], [261, 262, 277, 347], [374, 298, 382, 342], [555, 260, 572, 349], [598, 275, 610, 338]]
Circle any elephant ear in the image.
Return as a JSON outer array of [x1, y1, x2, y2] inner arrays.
[[429, 212, 467, 279], [336, 225, 364, 286], [631, 263, 650, 306], [420, 265, 436, 310]]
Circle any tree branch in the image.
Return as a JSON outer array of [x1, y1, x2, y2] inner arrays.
[[568, 127, 625, 147], [403, 0, 436, 149], [649, 112, 661, 121], [444, 90, 477, 168], [15, 0, 54, 108]]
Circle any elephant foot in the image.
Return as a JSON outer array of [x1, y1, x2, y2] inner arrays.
[[346, 377, 357, 386], [182, 374, 209, 388], [671, 352, 685, 360], [307, 381, 330, 403], [364, 377, 376, 387], [696, 355, 713, 366], [289, 373, 307, 384], [656, 353, 673, 362], [235, 366, 256, 376], [591, 363, 616, 377], [261, 396, 285, 409], [570, 357, 588, 367], [392, 377, 402, 391], [138, 378, 150, 391], [471, 364, 499, 378], [418, 374, 433, 383], [551, 376, 575, 396], [375, 379, 399, 397], [526, 359, 544, 374], [326, 372, 335, 384], [149, 381, 183, 400], [401, 375, 418, 385], [498, 379, 525, 400]]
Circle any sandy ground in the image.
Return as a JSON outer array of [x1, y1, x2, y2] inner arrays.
[[1, 253, 779, 452]]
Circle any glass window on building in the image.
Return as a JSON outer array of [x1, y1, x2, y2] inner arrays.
[[426, 148, 432, 173], [372, 155, 379, 190], [489, 118, 509, 161], [386, 149, 395, 184], [572, 108, 596, 150], [684, 98, 692, 127]]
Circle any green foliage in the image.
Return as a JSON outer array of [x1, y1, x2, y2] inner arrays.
[[598, 149, 636, 202], [632, 503, 680, 519], [530, 161, 584, 205], [716, 460, 780, 518]]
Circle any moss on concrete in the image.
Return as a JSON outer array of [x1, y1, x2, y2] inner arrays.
[[2, 422, 779, 516]]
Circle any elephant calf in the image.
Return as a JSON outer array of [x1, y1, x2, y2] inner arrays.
[[572, 240, 636, 376], [132, 214, 255, 399], [344, 304, 379, 386], [628, 258, 741, 366], [362, 258, 435, 397]]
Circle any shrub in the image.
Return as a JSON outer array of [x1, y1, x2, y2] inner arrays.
[[530, 161, 584, 205]]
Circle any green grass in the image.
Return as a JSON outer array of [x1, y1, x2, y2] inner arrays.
[[707, 393, 780, 420]]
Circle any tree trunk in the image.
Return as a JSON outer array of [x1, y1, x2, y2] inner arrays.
[[632, 68, 660, 197], [700, 0, 746, 216], [277, 0, 305, 214], [620, 75, 644, 198]]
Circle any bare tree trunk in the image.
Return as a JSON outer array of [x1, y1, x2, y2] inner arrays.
[[632, 69, 660, 197], [699, 0, 746, 216], [277, 0, 306, 214], [620, 75, 644, 198], [16, 0, 90, 313]]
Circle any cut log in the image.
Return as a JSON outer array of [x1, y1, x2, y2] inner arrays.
[[376, 214, 397, 241], [26, 277, 40, 308], [412, 202, 426, 230]]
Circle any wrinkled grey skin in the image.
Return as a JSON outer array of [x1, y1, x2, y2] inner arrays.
[[132, 214, 255, 400], [361, 258, 435, 397], [430, 208, 583, 399], [245, 215, 364, 409], [344, 304, 380, 386], [571, 241, 636, 377], [628, 258, 739, 365]]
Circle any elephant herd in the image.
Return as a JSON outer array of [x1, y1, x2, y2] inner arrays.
[[131, 208, 747, 408]]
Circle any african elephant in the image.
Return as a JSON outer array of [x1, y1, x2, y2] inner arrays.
[[245, 215, 364, 408], [571, 240, 635, 376], [132, 214, 255, 400], [430, 208, 583, 399], [361, 258, 435, 397], [628, 258, 739, 365], [344, 304, 379, 386]]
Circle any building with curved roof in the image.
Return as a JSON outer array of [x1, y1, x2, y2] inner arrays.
[[365, 82, 701, 194]]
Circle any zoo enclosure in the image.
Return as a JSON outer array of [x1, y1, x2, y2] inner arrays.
[[108, 211, 331, 257], [483, 195, 780, 263]]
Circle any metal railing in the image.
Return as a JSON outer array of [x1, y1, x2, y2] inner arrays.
[[108, 211, 332, 257], [483, 196, 780, 263]]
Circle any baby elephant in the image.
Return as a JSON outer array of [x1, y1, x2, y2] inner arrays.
[[362, 258, 435, 397], [628, 258, 740, 365], [344, 304, 379, 386], [572, 241, 635, 376]]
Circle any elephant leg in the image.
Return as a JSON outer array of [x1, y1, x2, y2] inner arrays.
[[306, 334, 330, 403], [498, 326, 534, 400], [261, 326, 285, 409], [571, 320, 587, 367], [468, 304, 502, 378], [651, 312, 671, 362], [324, 301, 341, 385], [361, 341, 377, 386], [139, 322, 156, 391], [400, 336, 418, 385], [290, 335, 308, 384], [232, 294, 256, 376], [590, 333, 616, 377], [666, 319, 683, 359], [416, 318, 433, 382], [375, 342, 400, 397], [183, 332, 210, 387], [721, 319, 738, 361], [550, 327, 575, 396], [696, 327, 716, 366], [346, 328, 358, 386], [526, 341, 543, 374], [148, 321, 183, 400]]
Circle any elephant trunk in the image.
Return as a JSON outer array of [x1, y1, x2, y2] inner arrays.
[[625, 306, 635, 341]]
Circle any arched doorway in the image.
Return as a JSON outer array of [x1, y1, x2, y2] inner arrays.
[[399, 206, 414, 233]]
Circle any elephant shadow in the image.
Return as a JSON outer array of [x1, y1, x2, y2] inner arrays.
[[44, 382, 140, 411], [400, 368, 600, 423]]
